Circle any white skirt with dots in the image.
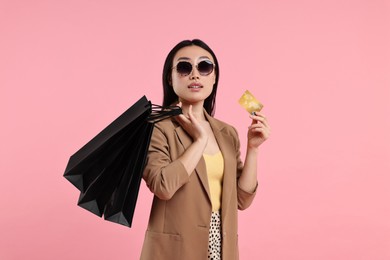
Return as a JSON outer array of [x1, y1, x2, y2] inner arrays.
[[208, 211, 222, 260]]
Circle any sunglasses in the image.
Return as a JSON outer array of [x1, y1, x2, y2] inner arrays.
[[172, 60, 215, 76]]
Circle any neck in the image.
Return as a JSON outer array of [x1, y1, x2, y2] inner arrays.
[[180, 100, 206, 121]]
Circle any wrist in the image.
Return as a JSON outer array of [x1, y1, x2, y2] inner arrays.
[[195, 135, 208, 145], [246, 145, 258, 154]]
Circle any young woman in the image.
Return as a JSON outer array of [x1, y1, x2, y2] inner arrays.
[[141, 39, 270, 260]]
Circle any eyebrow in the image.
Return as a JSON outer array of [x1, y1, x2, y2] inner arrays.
[[177, 56, 211, 61]]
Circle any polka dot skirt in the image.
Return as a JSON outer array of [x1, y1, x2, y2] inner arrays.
[[208, 211, 222, 260]]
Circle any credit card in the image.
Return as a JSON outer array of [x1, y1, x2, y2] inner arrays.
[[238, 90, 263, 114]]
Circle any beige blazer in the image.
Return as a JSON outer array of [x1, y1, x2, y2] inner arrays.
[[141, 110, 257, 260]]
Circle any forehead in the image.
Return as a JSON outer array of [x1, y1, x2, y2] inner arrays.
[[173, 45, 214, 62]]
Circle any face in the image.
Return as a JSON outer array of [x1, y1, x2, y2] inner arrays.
[[170, 45, 216, 105]]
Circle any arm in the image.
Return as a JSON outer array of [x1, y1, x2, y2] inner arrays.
[[143, 124, 190, 200], [143, 106, 208, 200], [238, 146, 258, 193], [236, 112, 271, 209]]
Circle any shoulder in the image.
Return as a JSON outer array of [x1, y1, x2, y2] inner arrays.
[[207, 114, 239, 137], [151, 117, 180, 139], [153, 117, 176, 130]]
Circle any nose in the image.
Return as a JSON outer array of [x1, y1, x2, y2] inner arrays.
[[189, 65, 200, 80]]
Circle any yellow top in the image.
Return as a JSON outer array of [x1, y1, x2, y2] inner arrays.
[[203, 151, 224, 212]]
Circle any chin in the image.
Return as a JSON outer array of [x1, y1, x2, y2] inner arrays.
[[180, 96, 206, 104]]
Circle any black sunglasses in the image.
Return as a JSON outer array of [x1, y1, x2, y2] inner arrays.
[[172, 60, 215, 76]]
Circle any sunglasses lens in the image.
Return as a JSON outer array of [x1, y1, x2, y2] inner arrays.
[[176, 62, 192, 75], [198, 60, 214, 76], [197, 60, 214, 75]]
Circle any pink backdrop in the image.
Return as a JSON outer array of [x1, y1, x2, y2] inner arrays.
[[1, 0, 389, 259]]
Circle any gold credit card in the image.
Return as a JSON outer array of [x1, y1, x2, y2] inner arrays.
[[238, 90, 264, 114]]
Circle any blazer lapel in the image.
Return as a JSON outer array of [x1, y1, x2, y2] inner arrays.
[[205, 113, 236, 220], [173, 120, 212, 204]]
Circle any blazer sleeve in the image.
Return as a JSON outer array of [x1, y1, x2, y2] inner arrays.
[[231, 126, 258, 210], [142, 124, 190, 200]]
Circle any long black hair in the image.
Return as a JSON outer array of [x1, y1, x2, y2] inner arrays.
[[162, 39, 220, 116]]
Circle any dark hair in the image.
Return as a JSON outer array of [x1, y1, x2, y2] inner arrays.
[[162, 39, 220, 116]]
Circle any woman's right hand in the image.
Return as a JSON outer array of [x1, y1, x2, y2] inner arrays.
[[174, 104, 208, 176], [175, 104, 208, 143]]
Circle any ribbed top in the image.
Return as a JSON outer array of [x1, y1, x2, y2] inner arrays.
[[203, 151, 224, 212]]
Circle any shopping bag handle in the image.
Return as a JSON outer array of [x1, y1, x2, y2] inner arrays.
[[146, 103, 182, 123]]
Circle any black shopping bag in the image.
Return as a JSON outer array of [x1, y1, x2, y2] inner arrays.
[[63, 96, 181, 227]]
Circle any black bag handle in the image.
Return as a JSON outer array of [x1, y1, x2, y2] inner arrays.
[[146, 102, 182, 123]]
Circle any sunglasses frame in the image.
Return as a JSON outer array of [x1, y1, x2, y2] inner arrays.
[[172, 60, 215, 76]]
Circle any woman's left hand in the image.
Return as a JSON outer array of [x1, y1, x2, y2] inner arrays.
[[247, 112, 271, 149]]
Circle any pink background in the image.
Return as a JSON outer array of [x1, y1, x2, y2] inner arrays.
[[1, 0, 389, 259]]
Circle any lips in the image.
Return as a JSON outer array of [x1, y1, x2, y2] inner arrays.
[[188, 83, 203, 89]]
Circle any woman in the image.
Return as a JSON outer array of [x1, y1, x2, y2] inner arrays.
[[141, 39, 270, 260]]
